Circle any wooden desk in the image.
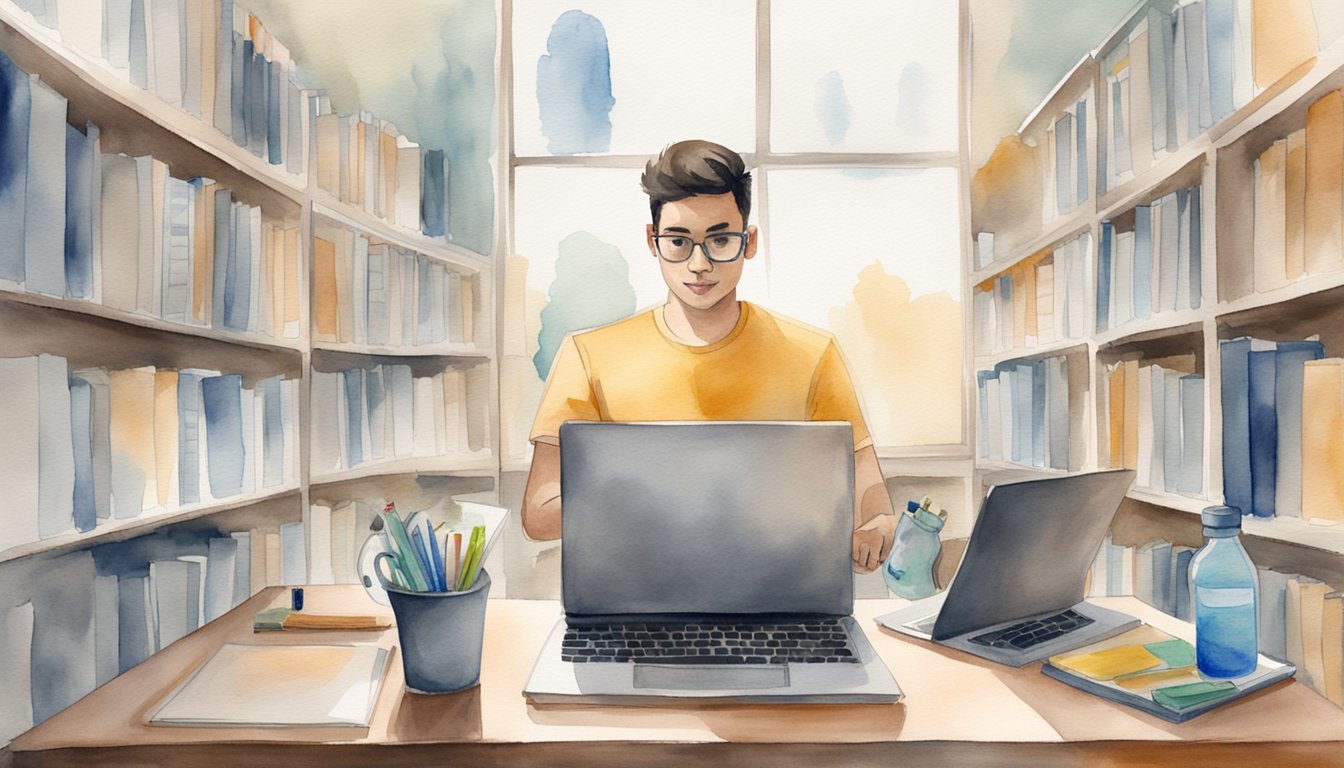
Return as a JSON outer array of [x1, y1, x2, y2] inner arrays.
[[7, 586, 1344, 767]]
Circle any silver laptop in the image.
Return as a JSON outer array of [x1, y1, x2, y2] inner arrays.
[[877, 469, 1139, 667], [523, 421, 902, 704]]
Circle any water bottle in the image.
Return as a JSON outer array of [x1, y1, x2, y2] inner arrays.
[[1189, 506, 1258, 679], [882, 497, 946, 600]]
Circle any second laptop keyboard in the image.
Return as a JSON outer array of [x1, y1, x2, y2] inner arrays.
[[561, 619, 861, 664], [966, 609, 1095, 650]]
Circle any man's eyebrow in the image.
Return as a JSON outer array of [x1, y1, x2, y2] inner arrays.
[[706, 222, 732, 232], [661, 226, 692, 233]]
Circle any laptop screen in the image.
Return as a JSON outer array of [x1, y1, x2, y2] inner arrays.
[[559, 422, 855, 618]]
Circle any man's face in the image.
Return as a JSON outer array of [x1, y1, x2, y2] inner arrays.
[[646, 192, 757, 311]]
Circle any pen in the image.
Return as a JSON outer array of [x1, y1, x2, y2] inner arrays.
[[453, 531, 463, 590]]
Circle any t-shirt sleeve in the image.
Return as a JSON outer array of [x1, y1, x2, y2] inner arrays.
[[529, 333, 602, 446], [808, 340, 874, 451]]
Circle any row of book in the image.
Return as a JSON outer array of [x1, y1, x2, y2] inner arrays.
[[1042, 93, 1090, 223], [23, 0, 310, 172], [0, 46, 303, 339], [1250, 90, 1344, 296], [311, 103, 452, 239], [1220, 336, 1344, 521], [973, 232, 1092, 356], [1088, 534, 1344, 707], [313, 225, 477, 349], [1104, 358, 1205, 496], [310, 363, 490, 476], [975, 354, 1071, 470], [1097, 186, 1203, 333], [0, 354, 299, 554]]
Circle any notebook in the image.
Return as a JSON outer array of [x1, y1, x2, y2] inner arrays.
[[150, 643, 390, 727], [523, 421, 902, 705], [876, 470, 1141, 666]]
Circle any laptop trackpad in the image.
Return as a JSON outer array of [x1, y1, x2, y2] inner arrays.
[[634, 664, 790, 690]]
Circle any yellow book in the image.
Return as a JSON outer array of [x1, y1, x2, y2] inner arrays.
[[1123, 359, 1140, 470], [1285, 128, 1307, 280], [313, 236, 338, 342], [1254, 140, 1288, 292], [1052, 644, 1162, 681], [1324, 592, 1343, 707], [1304, 91, 1344, 274], [283, 227, 301, 336], [191, 180, 213, 324], [1302, 359, 1344, 522], [333, 229, 354, 343], [108, 367, 157, 517], [268, 223, 284, 337], [380, 127, 397, 221], [153, 370, 178, 509], [1109, 364, 1126, 468], [1287, 577, 1333, 694], [1252, 0, 1318, 89], [316, 114, 341, 195]]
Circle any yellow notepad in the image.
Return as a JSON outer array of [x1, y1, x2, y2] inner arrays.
[[1051, 644, 1162, 681]]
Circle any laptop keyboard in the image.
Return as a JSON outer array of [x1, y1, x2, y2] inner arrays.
[[561, 619, 861, 664], [966, 609, 1094, 650]]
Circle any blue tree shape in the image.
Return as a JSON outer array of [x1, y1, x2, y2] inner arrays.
[[533, 231, 636, 380], [536, 10, 615, 155]]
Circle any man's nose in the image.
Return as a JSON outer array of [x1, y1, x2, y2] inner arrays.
[[687, 245, 714, 274]]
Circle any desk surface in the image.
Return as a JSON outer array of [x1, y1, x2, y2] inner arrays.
[[8, 586, 1344, 767]]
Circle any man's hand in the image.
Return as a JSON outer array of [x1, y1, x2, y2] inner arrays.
[[852, 513, 897, 573]]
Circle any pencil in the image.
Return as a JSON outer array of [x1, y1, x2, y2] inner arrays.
[[453, 531, 463, 590]]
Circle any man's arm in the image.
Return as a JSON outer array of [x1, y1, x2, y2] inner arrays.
[[851, 445, 897, 573], [521, 441, 562, 541]]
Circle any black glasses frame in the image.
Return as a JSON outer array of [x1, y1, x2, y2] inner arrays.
[[651, 232, 750, 263]]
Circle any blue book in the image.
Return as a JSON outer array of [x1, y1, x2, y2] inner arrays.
[[226, 201, 251, 330], [202, 374, 245, 499], [211, 189, 232, 329], [1132, 204, 1153, 320], [64, 122, 98, 299], [259, 376, 284, 488], [421, 148, 447, 237], [1075, 96, 1089, 204], [1162, 369, 1182, 493], [1186, 186, 1202, 309], [1148, 7, 1175, 153], [1047, 357, 1069, 470], [266, 57, 282, 165], [1055, 111, 1074, 214], [1247, 350, 1277, 517], [1205, 0, 1236, 122], [1183, 2, 1211, 137], [129, 0, 148, 89], [1097, 222, 1113, 332], [343, 368, 364, 468], [1173, 548, 1195, 621], [177, 371, 207, 505], [247, 45, 267, 158], [1151, 540, 1174, 615], [25, 77, 67, 298], [69, 375, 96, 533], [1220, 337, 1257, 515], [0, 48, 30, 284], [366, 365, 387, 461], [1111, 78, 1130, 177], [214, 0, 234, 137], [118, 575, 150, 672], [1030, 360, 1046, 468], [1273, 340, 1325, 518], [230, 30, 246, 146]]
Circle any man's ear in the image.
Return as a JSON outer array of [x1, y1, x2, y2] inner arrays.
[[744, 225, 759, 260], [646, 223, 657, 257]]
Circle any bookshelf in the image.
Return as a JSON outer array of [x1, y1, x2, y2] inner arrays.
[[972, 0, 1344, 707], [0, 0, 497, 740]]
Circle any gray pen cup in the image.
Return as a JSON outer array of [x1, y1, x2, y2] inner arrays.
[[384, 571, 491, 694]]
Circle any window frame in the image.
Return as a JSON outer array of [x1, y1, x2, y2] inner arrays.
[[496, 0, 974, 462]]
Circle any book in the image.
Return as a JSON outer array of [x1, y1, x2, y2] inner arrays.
[[24, 76, 67, 298], [0, 49, 30, 287], [1247, 350, 1277, 517], [1178, 374, 1204, 495], [150, 643, 390, 726], [64, 121, 99, 300], [1274, 341, 1326, 517], [309, 503, 335, 585], [1042, 625, 1295, 723], [1257, 567, 1292, 661], [1301, 359, 1344, 522], [1253, 139, 1288, 293], [230, 530, 252, 607], [280, 520, 306, 585], [1251, 0, 1318, 89], [1284, 127, 1308, 281], [1286, 576, 1332, 692], [1304, 90, 1344, 274], [201, 373, 245, 499], [1221, 337, 1276, 516]]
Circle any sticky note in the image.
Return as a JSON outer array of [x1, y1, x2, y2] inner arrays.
[[1052, 644, 1163, 681], [1152, 680, 1237, 711], [1143, 639, 1196, 668]]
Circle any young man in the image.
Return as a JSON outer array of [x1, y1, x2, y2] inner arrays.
[[522, 140, 898, 572]]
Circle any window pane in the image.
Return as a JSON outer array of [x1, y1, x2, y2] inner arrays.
[[512, 1, 755, 157], [771, 0, 959, 153], [763, 168, 964, 447]]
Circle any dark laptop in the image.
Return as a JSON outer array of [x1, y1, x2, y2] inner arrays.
[[522, 421, 902, 704], [877, 469, 1140, 666]]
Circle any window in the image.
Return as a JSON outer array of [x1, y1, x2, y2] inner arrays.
[[502, 0, 967, 461]]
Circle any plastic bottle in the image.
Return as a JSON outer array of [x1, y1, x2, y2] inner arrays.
[[882, 496, 946, 600], [1189, 506, 1259, 679]]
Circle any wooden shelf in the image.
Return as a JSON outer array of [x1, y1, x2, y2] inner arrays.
[[311, 341, 492, 359], [1215, 271, 1344, 325], [971, 208, 1094, 286], [974, 339, 1088, 369], [0, 486, 302, 565], [310, 455, 498, 487], [1126, 487, 1211, 515], [1094, 313, 1204, 350], [0, 287, 308, 354], [311, 197, 492, 271], [0, 1, 305, 219], [1096, 145, 1209, 222]]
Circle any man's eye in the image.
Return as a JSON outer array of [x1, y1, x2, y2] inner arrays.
[[667, 237, 686, 247], [710, 236, 731, 248]]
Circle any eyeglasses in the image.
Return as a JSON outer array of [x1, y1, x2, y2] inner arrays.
[[652, 232, 749, 263]]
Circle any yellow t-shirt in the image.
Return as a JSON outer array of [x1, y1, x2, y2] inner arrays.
[[529, 302, 872, 450]]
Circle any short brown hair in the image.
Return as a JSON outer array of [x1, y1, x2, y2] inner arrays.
[[640, 140, 751, 228]]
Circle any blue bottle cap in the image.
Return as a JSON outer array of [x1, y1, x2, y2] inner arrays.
[[1201, 506, 1242, 529]]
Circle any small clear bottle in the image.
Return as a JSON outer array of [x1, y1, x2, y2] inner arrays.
[[1189, 506, 1259, 679], [882, 498, 946, 600]]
